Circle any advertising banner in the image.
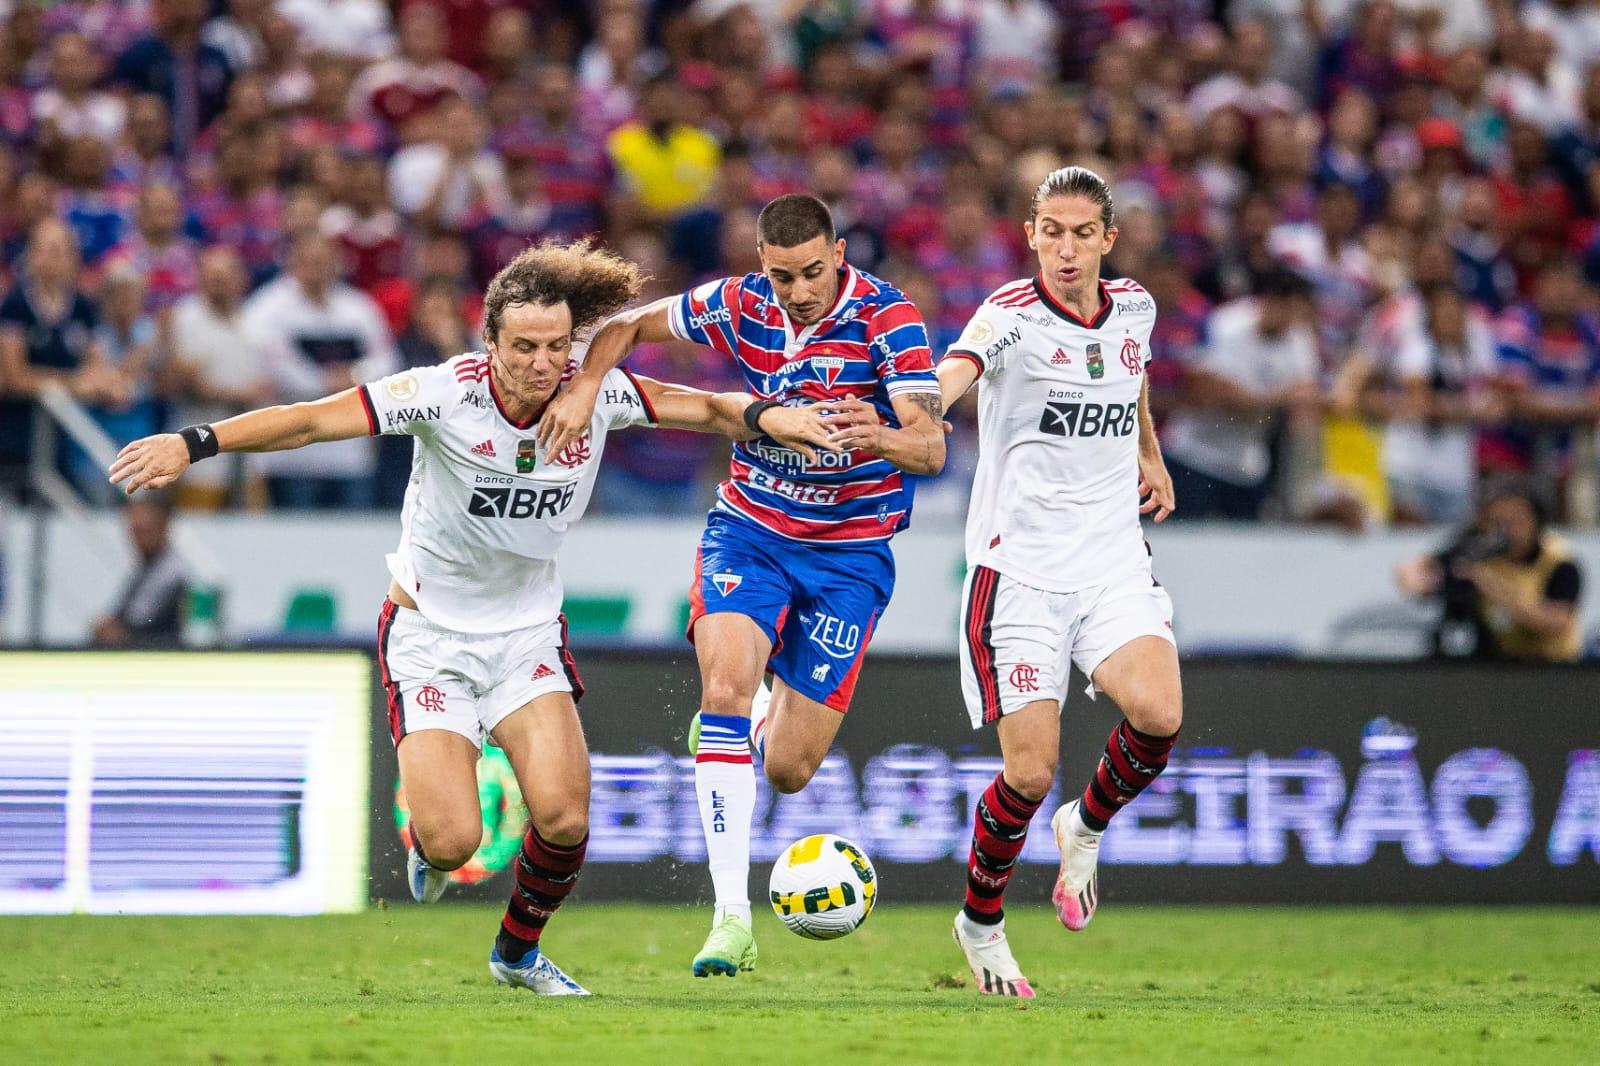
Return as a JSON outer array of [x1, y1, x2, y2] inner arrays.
[[0, 652, 371, 914], [370, 656, 1599, 906]]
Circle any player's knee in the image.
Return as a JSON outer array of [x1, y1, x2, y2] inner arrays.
[[701, 676, 757, 718], [764, 757, 819, 795], [1005, 754, 1057, 803], [416, 821, 480, 871], [535, 807, 589, 848], [1129, 698, 1183, 740]]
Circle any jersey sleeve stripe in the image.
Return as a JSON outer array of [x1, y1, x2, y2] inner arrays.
[[619, 366, 657, 423], [358, 385, 379, 435], [945, 349, 986, 373]]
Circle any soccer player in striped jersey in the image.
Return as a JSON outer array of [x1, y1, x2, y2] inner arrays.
[[540, 194, 945, 977], [935, 167, 1183, 998], [108, 240, 833, 996]]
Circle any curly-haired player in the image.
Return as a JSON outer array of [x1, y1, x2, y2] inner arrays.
[[109, 239, 835, 995]]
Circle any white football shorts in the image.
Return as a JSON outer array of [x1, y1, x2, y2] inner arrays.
[[958, 565, 1175, 729], [376, 598, 583, 748]]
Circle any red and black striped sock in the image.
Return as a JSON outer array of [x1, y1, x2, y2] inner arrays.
[[1078, 719, 1178, 832], [495, 827, 587, 964], [962, 773, 1043, 926]]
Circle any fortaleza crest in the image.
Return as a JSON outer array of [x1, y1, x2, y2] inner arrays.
[[811, 348, 847, 389], [1121, 336, 1142, 375], [712, 571, 742, 596], [1086, 342, 1105, 379], [516, 439, 537, 473]]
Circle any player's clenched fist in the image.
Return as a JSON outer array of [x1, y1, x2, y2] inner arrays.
[[109, 433, 191, 495], [754, 402, 841, 464]]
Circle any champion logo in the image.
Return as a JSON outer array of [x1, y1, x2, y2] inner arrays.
[[471, 439, 496, 458], [712, 571, 742, 596], [1051, 348, 1072, 366], [530, 662, 555, 681]]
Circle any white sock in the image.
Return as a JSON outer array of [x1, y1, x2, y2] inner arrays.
[[694, 713, 755, 924]]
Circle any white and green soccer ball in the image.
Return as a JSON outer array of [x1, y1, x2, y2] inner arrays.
[[768, 833, 879, 940]]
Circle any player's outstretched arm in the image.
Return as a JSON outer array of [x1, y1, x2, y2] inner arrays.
[[823, 392, 946, 475], [1135, 375, 1176, 522], [936, 355, 980, 411], [108, 388, 373, 495], [539, 297, 678, 457], [634, 376, 839, 463]]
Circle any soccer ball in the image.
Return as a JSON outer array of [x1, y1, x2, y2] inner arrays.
[[768, 834, 878, 940]]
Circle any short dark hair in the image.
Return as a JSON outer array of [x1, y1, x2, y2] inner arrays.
[[481, 238, 647, 339], [1029, 165, 1115, 230], [1253, 266, 1312, 300], [757, 193, 835, 248]]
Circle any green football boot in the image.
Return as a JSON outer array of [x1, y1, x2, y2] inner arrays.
[[692, 913, 757, 977]]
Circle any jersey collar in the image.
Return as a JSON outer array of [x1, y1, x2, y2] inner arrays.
[[1034, 274, 1112, 331]]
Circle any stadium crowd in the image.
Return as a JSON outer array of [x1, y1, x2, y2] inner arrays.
[[2, 0, 1600, 527]]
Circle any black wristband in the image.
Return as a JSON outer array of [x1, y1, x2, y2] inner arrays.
[[743, 399, 780, 435], [178, 424, 220, 464]]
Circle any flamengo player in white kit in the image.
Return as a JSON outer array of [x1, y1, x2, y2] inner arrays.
[[935, 167, 1183, 998], [108, 240, 834, 996]]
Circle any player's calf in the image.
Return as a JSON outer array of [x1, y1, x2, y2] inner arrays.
[[494, 824, 589, 965]]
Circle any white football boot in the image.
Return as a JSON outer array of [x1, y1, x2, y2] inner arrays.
[[1050, 800, 1100, 931], [407, 846, 450, 904], [489, 947, 591, 996], [952, 912, 1036, 999]]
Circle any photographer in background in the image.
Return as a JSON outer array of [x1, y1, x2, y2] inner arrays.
[[1396, 483, 1583, 662]]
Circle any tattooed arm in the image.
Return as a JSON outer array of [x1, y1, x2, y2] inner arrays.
[[821, 391, 947, 475]]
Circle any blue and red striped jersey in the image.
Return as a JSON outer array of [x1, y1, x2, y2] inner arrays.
[[667, 264, 940, 543]]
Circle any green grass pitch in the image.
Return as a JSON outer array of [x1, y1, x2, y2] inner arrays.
[[6, 904, 1596, 1064]]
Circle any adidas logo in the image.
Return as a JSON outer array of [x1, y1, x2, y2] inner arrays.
[[531, 662, 555, 681], [472, 439, 496, 458], [1051, 348, 1072, 366]]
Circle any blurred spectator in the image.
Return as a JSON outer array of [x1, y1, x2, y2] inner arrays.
[[59, 136, 130, 267], [32, 30, 124, 149], [489, 61, 610, 239], [286, 52, 386, 156], [1270, 181, 1374, 364], [0, 219, 121, 494], [1448, 176, 1517, 311], [111, 0, 235, 156], [112, 93, 182, 191], [166, 246, 269, 510], [1396, 481, 1583, 661], [348, 2, 481, 137], [103, 181, 199, 313], [187, 130, 284, 285], [90, 494, 189, 648], [607, 73, 720, 222], [1360, 285, 1502, 524], [468, 153, 553, 288], [1189, 19, 1303, 119], [72, 265, 161, 496], [1488, 261, 1600, 476], [243, 233, 397, 509], [322, 154, 406, 293], [388, 95, 508, 232], [1523, 0, 1600, 80], [972, 0, 1058, 91], [921, 189, 1017, 345], [1161, 269, 1321, 520]]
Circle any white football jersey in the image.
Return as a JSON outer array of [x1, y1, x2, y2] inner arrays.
[[948, 276, 1157, 594], [361, 352, 653, 633]]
